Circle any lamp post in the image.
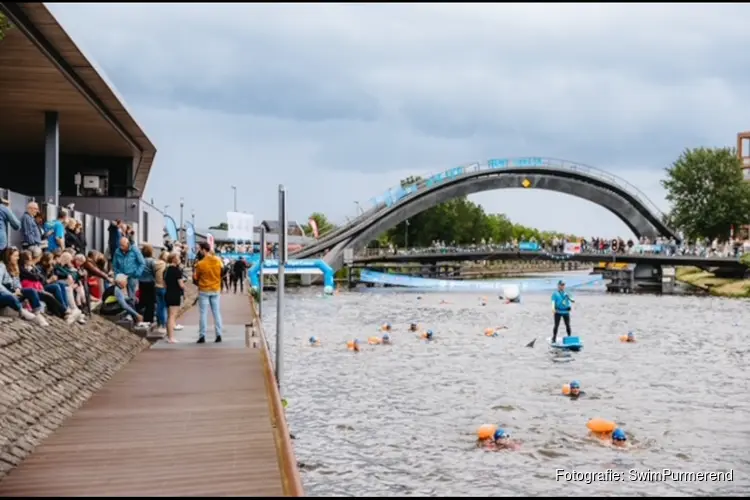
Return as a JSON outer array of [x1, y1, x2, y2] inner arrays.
[[354, 200, 362, 216], [231, 186, 237, 212], [191, 209, 195, 228], [404, 219, 410, 249], [179, 198, 184, 242], [163, 204, 169, 215]]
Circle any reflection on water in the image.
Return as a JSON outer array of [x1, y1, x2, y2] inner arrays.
[[261, 289, 750, 496]]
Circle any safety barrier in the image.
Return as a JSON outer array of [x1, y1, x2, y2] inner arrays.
[[248, 293, 305, 497]]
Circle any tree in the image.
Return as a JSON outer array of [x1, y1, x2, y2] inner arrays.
[[303, 212, 335, 238], [661, 147, 750, 241], [209, 222, 228, 230], [0, 13, 12, 42]]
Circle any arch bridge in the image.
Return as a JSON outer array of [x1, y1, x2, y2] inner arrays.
[[292, 157, 677, 271]]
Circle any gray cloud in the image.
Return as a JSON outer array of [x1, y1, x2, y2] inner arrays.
[[48, 3, 750, 237]]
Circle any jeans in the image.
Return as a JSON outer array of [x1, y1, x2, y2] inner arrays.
[[198, 291, 223, 339], [20, 288, 42, 311], [0, 291, 22, 311], [155, 287, 167, 327], [45, 283, 67, 309], [127, 277, 138, 300]]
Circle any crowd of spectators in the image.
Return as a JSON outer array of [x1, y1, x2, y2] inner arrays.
[[364, 235, 750, 259], [0, 198, 190, 337]]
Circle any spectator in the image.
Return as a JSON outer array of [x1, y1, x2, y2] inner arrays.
[[100, 274, 143, 323], [20, 201, 43, 251], [64, 219, 85, 253], [164, 252, 185, 343], [54, 252, 87, 322], [19, 249, 68, 321], [47, 209, 68, 252], [0, 196, 20, 253], [107, 220, 122, 261], [138, 244, 157, 326], [82, 250, 111, 301], [0, 246, 48, 326], [35, 212, 51, 250], [193, 241, 223, 344], [113, 236, 145, 299], [29, 246, 80, 323], [154, 251, 168, 334]]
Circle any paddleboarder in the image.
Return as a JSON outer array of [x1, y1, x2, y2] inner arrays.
[[551, 280, 574, 344]]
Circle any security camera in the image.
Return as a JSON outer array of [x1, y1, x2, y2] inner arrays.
[[130, 202, 137, 208]]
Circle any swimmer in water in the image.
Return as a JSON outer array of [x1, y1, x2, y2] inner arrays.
[[308, 336, 321, 347], [611, 428, 628, 448], [381, 322, 392, 332], [566, 380, 584, 399], [382, 333, 392, 345], [420, 330, 434, 341], [409, 323, 419, 332], [480, 429, 519, 451], [624, 331, 636, 342], [347, 339, 361, 352]]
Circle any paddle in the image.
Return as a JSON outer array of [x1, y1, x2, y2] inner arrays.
[[525, 338, 536, 348]]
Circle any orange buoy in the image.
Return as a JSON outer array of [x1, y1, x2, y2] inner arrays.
[[477, 424, 497, 440], [586, 418, 616, 434]]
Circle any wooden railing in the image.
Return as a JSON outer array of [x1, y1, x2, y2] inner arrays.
[[247, 294, 305, 497]]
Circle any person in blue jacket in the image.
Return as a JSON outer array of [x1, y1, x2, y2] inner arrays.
[[551, 280, 574, 344], [113, 237, 145, 299]]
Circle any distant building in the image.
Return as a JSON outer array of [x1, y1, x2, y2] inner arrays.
[[260, 220, 306, 236]]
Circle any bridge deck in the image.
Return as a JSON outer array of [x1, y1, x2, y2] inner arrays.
[[0, 293, 294, 497]]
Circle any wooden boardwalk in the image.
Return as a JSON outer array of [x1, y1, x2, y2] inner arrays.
[[0, 291, 303, 497]]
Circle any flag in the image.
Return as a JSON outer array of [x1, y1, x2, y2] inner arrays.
[[309, 218, 319, 238]]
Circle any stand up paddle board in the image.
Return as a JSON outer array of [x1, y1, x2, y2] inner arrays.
[[548, 336, 583, 352]]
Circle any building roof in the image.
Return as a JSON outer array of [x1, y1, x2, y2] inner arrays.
[[0, 2, 156, 193], [195, 228, 315, 246], [260, 220, 305, 234]]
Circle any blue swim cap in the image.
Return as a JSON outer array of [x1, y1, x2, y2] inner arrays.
[[627, 331, 634, 337], [385, 322, 391, 328], [383, 333, 390, 340], [353, 339, 360, 344], [570, 380, 580, 389], [612, 428, 627, 441], [309, 336, 317, 343], [494, 429, 509, 440], [426, 330, 433, 338]]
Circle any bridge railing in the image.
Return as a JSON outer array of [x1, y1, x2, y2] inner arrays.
[[364, 157, 668, 224]]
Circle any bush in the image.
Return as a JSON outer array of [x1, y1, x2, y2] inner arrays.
[[740, 254, 750, 267]]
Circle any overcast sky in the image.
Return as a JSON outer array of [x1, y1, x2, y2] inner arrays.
[[50, 3, 749, 238]]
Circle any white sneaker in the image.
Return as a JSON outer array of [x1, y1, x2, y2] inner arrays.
[[155, 327, 167, 334], [175, 324, 184, 331], [19, 309, 36, 321], [34, 314, 49, 327], [77, 315, 87, 324]]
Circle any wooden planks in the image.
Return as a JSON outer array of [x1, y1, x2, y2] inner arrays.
[[0, 347, 287, 496]]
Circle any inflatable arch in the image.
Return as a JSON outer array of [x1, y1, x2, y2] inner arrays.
[[250, 259, 335, 294]]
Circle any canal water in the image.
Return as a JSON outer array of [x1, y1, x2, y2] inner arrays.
[[261, 288, 748, 496]]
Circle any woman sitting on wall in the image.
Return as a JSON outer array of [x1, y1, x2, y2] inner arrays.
[[0, 246, 49, 326], [18, 249, 71, 322]]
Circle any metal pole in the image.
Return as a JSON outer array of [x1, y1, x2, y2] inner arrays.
[[404, 219, 409, 249], [179, 198, 184, 243], [275, 185, 287, 389], [258, 225, 266, 320], [232, 186, 237, 212], [191, 209, 195, 227]]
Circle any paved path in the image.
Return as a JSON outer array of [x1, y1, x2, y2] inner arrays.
[[0, 292, 288, 496]]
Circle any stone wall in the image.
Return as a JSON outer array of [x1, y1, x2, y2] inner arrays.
[[0, 283, 198, 480]]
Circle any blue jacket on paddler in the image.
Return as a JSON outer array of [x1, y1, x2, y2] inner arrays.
[[551, 286, 572, 315]]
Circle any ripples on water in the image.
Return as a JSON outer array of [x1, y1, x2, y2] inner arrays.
[[261, 287, 750, 496]]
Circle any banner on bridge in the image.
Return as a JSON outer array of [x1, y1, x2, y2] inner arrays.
[[564, 242, 582, 254]]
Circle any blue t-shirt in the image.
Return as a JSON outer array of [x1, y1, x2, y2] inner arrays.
[[47, 220, 65, 251], [551, 290, 572, 314]]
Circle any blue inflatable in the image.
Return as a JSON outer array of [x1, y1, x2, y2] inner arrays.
[[249, 259, 335, 295], [548, 335, 583, 352]]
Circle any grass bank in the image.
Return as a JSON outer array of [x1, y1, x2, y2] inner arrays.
[[675, 266, 750, 298]]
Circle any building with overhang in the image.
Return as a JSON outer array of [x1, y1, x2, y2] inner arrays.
[[0, 2, 163, 246]]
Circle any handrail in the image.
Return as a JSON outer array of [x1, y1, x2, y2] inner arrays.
[[247, 294, 305, 497]]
